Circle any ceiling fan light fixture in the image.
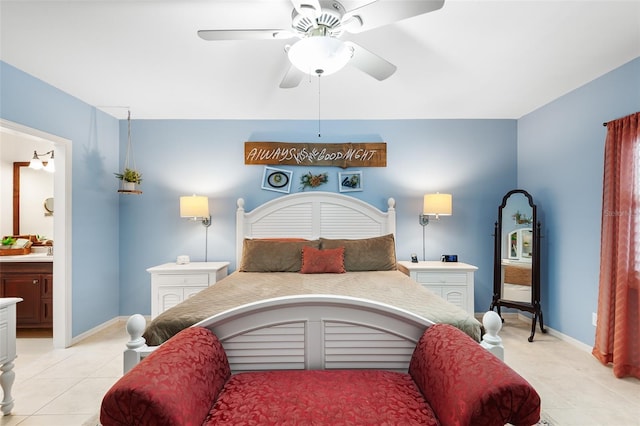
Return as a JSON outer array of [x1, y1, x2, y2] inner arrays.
[[288, 36, 353, 76]]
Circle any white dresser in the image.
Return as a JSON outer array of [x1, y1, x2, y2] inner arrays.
[[397, 261, 477, 315], [147, 262, 229, 319], [0, 297, 22, 415]]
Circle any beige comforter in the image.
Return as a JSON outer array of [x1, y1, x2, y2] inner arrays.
[[143, 270, 482, 346]]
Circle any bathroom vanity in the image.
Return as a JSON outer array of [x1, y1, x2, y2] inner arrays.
[[0, 254, 53, 329]]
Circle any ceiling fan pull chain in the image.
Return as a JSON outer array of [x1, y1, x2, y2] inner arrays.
[[318, 74, 321, 138]]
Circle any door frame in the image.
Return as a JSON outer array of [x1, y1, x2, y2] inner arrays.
[[1, 118, 72, 348]]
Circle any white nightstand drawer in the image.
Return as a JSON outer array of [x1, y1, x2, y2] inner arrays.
[[415, 272, 467, 284], [156, 273, 209, 286]]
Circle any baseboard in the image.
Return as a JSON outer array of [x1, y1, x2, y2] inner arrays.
[[513, 313, 593, 353], [543, 325, 592, 353], [70, 315, 150, 346], [70, 317, 122, 345]]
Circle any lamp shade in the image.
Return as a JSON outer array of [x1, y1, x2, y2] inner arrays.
[[42, 159, 55, 173], [29, 151, 43, 170], [180, 195, 209, 219], [287, 36, 353, 76], [43, 151, 55, 173], [423, 193, 452, 216]]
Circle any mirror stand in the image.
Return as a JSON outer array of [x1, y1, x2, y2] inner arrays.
[[490, 189, 547, 342]]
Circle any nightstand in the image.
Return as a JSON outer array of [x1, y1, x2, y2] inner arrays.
[[147, 262, 229, 318], [397, 261, 477, 315]]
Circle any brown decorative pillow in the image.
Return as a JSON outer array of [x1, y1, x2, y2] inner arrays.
[[300, 246, 346, 274], [239, 239, 320, 272], [319, 234, 397, 271]]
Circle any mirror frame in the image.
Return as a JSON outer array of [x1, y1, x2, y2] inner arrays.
[[490, 189, 546, 342], [12, 161, 52, 244], [12, 162, 30, 235]]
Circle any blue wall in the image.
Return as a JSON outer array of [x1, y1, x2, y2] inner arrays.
[[518, 57, 640, 345], [1, 61, 121, 336], [118, 118, 516, 315], [4, 56, 638, 347]]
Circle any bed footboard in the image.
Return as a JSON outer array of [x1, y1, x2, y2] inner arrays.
[[124, 297, 504, 374]]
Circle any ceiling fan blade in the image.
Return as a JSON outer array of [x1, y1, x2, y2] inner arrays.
[[290, 0, 322, 18], [279, 65, 305, 88], [198, 29, 296, 41], [344, 0, 445, 33], [346, 42, 397, 81]]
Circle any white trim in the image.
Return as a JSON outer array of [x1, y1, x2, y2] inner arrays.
[[544, 325, 593, 353], [513, 313, 592, 353], [70, 317, 120, 345], [0, 119, 72, 349]]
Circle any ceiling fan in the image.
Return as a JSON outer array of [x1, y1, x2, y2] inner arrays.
[[198, 0, 445, 88]]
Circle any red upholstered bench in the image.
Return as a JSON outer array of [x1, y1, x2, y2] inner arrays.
[[210, 369, 438, 424], [101, 324, 540, 426]]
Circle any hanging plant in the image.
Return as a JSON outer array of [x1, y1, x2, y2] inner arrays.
[[116, 110, 143, 194], [300, 172, 328, 191], [114, 168, 142, 184]]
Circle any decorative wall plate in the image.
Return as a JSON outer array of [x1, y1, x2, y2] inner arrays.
[[261, 166, 292, 193]]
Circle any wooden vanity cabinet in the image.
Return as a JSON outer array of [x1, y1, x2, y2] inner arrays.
[[0, 262, 53, 328]]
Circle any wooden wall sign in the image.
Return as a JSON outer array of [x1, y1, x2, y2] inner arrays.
[[245, 142, 387, 168]]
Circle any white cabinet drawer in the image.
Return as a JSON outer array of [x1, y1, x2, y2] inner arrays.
[[156, 273, 209, 286], [414, 272, 467, 284]]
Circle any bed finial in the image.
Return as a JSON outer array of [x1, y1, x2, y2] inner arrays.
[[126, 314, 146, 349], [387, 198, 395, 209], [237, 198, 245, 210], [124, 314, 149, 373], [480, 311, 504, 360]]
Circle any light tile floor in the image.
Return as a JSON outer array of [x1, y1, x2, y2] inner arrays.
[[1, 324, 125, 426], [1, 318, 638, 425], [501, 319, 640, 426]]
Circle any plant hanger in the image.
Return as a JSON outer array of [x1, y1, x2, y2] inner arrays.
[[117, 109, 142, 195]]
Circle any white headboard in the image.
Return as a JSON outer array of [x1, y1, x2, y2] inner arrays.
[[236, 192, 396, 266]]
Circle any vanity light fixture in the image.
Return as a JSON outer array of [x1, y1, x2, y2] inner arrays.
[[29, 150, 55, 173], [419, 193, 452, 261], [180, 195, 212, 261]]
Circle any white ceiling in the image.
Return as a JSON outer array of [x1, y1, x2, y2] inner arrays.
[[1, 0, 639, 120]]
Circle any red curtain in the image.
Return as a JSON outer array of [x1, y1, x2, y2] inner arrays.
[[593, 112, 640, 379]]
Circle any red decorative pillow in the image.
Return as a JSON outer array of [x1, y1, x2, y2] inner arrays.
[[300, 246, 346, 274]]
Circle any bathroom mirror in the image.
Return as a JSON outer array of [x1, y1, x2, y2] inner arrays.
[[490, 189, 546, 342], [44, 197, 54, 216], [12, 162, 54, 241]]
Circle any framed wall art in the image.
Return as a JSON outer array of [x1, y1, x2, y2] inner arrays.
[[338, 171, 363, 192], [261, 166, 292, 194]]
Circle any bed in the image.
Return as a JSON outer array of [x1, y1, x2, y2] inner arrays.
[[124, 192, 502, 373]]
